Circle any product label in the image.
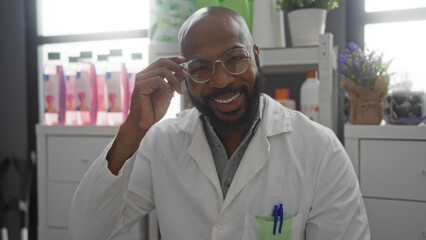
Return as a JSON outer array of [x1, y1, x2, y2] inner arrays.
[[43, 74, 59, 113], [106, 72, 122, 112], [301, 104, 319, 121], [75, 71, 91, 111], [128, 72, 136, 101], [65, 75, 76, 110], [97, 74, 107, 111]]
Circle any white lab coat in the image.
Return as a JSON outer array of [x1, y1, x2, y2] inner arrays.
[[69, 94, 370, 240]]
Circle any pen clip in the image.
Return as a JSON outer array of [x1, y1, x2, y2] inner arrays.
[[273, 204, 278, 235], [278, 204, 284, 234]]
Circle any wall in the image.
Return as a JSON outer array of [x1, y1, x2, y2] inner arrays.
[[0, 0, 31, 239]]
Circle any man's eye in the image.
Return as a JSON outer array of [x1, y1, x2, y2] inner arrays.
[[190, 65, 209, 74], [228, 54, 248, 63]]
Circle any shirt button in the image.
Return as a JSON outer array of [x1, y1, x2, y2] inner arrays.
[[224, 182, 230, 188], [216, 221, 226, 229], [217, 145, 222, 150]]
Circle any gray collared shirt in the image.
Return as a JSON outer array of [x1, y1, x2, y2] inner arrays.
[[201, 96, 264, 198]]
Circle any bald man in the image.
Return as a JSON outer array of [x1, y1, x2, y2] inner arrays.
[[69, 7, 370, 240]]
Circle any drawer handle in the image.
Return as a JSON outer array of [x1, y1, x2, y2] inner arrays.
[[81, 157, 90, 163], [423, 169, 426, 175]]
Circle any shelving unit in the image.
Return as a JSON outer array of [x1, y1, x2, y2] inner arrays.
[[260, 33, 337, 131]]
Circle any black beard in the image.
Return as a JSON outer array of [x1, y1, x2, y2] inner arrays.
[[187, 58, 265, 133]]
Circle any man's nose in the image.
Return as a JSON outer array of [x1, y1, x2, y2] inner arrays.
[[208, 61, 235, 88]]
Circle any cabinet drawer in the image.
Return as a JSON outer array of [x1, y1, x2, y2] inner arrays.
[[364, 198, 426, 240], [47, 135, 113, 182], [360, 140, 426, 201], [47, 182, 78, 228], [47, 182, 148, 239]]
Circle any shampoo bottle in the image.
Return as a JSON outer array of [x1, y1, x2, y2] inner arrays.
[[127, 53, 144, 108], [76, 51, 97, 125], [106, 49, 128, 126], [300, 70, 319, 121], [274, 88, 296, 110], [64, 56, 78, 125], [95, 54, 108, 125], [43, 52, 65, 125]]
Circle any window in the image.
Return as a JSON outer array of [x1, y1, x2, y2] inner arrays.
[[38, 0, 149, 36], [35, 0, 181, 124], [348, 1, 426, 91], [365, 0, 426, 13]]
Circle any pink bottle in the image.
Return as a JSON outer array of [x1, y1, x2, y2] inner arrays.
[[106, 49, 128, 126], [95, 54, 108, 125], [64, 56, 78, 125], [43, 52, 66, 125], [127, 53, 145, 109], [75, 51, 98, 125]]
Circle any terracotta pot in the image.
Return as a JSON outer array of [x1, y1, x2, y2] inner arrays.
[[341, 75, 389, 124]]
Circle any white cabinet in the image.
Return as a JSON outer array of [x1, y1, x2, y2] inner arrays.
[[344, 124, 426, 240], [36, 125, 149, 240]]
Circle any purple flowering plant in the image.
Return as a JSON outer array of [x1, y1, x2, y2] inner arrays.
[[337, 42, 392, 90]]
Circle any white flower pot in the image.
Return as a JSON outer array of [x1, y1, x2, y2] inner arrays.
[[252, 0, 286, 48], [287, 8, 326, 47]]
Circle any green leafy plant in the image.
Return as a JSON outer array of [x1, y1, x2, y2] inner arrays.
[[276, 0, 339, 12]]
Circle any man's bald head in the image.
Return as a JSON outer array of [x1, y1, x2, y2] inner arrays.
[[178, 6, 253, 56]]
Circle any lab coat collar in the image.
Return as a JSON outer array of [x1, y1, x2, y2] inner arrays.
[[179, 94, 295, 210]]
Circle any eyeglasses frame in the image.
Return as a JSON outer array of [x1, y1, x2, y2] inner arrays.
[[181, 44, 255, 84]]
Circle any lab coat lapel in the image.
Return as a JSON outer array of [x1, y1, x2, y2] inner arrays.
[[187, 121, 224, 201], [221, 127, 270, 212]]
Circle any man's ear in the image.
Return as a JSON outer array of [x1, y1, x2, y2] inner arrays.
[[253, 44, 259, 58]]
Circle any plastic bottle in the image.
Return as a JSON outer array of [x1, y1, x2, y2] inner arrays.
[[274, 88, 296, 110], [43, 52, 66, 125], [106, 49, 128, 126], [95, 54, 108, 125], [64, 56, 78, 125], [127, 53, 144, 109], [75, 51, 97, 125], [300, 70, 320, 121]]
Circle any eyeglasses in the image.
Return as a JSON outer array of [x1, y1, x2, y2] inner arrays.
[[181, 45, 253, 84]]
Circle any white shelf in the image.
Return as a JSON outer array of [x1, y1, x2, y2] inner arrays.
[[36, 124, 119, 136], [344, 122, 426, 140], [259, 46, 319, 73]]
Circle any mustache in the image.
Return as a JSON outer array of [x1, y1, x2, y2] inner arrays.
[[204, 86, 249, 100]]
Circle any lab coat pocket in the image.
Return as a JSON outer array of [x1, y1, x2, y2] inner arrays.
[[242, 214, 303, 240]]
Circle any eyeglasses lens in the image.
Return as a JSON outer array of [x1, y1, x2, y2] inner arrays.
[[187, 48, 250, 83]]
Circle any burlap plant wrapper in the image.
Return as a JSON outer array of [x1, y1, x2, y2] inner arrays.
[[341, 75, 389, 124]]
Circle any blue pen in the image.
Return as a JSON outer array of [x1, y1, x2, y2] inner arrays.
[[279, 204, 284, 234], [272, 204, 278, 235]]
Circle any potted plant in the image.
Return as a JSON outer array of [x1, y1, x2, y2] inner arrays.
[[337, 42, 392, 124], [276, 0, 339, 46]]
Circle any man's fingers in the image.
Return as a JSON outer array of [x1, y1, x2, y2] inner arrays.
[[134, 76, 173, 97], [143, 57, 186, 75], [137, 66, 186, 95]]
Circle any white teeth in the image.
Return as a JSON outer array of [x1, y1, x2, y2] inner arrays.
[[213, 92, 240, 104]]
